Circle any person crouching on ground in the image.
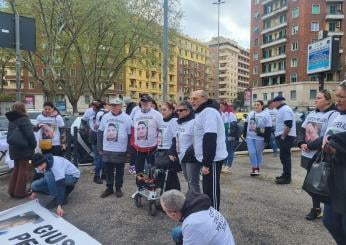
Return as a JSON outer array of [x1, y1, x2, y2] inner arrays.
[[160, 189, 235, 245], [29, 153, 80, 216]]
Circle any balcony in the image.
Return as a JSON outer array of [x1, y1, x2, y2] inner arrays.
[[262, 6, 288, 20], [219, 87, 228, 92], [261, 38, 287, 49], [261, 22, 287, 35], [262, 0, 273, 5], [326, 13, 344, 19], [328, 31, 344, 36], [260, 54, 286, 63], [260, 70, 286, 78], [326, 0, 344, 2]]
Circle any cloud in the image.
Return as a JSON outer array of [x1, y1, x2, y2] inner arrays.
[[179, 0, 250, 48]]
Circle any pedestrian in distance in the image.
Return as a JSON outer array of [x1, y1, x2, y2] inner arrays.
[[29, 153, 80, 217], [272, 96, 296, 184], [97, 98, 132, 198], [160, 189, 235, 245], [297, 89, 338, 221], [264, 100, 278, 157], [190, 90, 228, 211], [243, 100, 272, 176], [6, 102, 37, 198]]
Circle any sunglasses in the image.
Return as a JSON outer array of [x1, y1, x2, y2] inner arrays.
[[176, 109, 187, 113]]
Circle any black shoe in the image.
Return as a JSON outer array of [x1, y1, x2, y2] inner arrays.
[[46, 198, 58, 209], [275, 174, 284, 180], [275, 177, 291, 184], [306, 208, 322, 221], [101, 173, 106, 180], [93, 176, 103, 184], [100, 188, 114, 198], [115, 188, 123, 198]]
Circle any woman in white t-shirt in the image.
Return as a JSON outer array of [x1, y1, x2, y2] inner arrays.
[[169, 101, 200, 193], [157, 102, 180, 191], [243, 100, 272, 176], [297, 89, 338, 221], [35, 101, 65, 156]]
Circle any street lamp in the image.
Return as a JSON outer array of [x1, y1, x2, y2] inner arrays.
[[162, 0, 168, 103], [213, 0, 225, 100]]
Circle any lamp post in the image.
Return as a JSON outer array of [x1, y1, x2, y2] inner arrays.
[[162, 0, 168, 102], [213, 0, 225, 100]]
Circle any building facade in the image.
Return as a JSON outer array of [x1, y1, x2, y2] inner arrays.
[[250, 0, 346, 109], [209, 37, 250, 103]]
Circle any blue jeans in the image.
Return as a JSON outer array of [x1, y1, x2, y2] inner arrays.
[[323, 204, 346, 244], [31, 170, 78, 197], [172, 226, 183, 245], [246, 138, 265, 168], [92, 144, 103, 176], [224, 139, 237, 167]]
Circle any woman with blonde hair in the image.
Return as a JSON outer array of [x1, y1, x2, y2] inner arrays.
[[6, 102, 37, 198]]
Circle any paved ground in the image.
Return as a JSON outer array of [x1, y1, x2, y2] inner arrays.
[[0, 152, 335, 245]]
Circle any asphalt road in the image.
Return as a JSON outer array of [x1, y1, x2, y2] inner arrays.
[[0, 152, 335, 245]]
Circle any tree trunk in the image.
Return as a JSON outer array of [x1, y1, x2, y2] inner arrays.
[[71, 100, 78, 114]]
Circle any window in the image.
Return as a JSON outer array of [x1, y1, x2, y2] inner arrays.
[[85, 95, 90, 105], [254, 38, 258, 47], [311, 22, 319, 32], [29, 82, 35, 89], [291, 73, 297, 83], [263, 93, 268, 101], [271, 92, 275, 99], [291, 41, 298, 51], [253, 94, 257, 100], [312, 4, 320, 14], [310, 89, 317, 100], [290, 90, 297, 100], [292, 7, 299, 18], [253, 26, 259, 33], [253, 52, 259, 61], [291, 58, 298, 67], [253, 66, 258, 74], [278, 91, 283, 97], [292, 25, 299, 35]]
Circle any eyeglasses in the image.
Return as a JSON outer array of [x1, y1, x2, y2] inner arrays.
[[176, 109, 187, 113]]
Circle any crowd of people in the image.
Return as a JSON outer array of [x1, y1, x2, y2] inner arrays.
[[4, 82, 346, 244]]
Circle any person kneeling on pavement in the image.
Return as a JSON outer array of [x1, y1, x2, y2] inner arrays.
[[29, 153, 80, 216], [160, 189, 235, 245]]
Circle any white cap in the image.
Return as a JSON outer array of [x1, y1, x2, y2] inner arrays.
[[109, 98, 123, 105]]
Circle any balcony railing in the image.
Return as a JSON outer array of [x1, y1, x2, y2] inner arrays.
[[261, 38, 287, 49], [260, 70, 286, 78], [261, 22, 287, 35], [262, 6, 288, 20], [260, 54, 286, 63]]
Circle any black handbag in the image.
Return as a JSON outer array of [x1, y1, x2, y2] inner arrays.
[[302, 151, 331, 203], [181, 145, 199, 164], [7, 123, 29, 148]]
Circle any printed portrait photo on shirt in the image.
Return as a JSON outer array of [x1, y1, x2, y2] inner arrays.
[[158, 129, 163, 147], [249, 118, 257, 132], [136, 120, 148, 140], [305, 122, 322, 143], [41, 123, 55, 139], [106, 123, 119, 142]]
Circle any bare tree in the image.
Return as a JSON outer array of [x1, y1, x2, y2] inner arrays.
[[0, 49, 14, 93]]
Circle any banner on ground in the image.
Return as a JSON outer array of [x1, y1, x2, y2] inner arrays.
[[0, 200, 101, 245]]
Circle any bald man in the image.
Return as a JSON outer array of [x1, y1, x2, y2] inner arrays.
[[190, 90, 227, 210]]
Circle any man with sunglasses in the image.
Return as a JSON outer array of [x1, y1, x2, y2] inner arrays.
[[190, 90, 227, 211]]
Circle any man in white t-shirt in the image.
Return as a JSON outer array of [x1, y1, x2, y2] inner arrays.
[[97, 98, 132, 198], [160, 189, 235, 245], [132, 94, 163, 189], [191, 90, 227, 211], [272, 96, 296, 184], [265, 100, 278, 156], [30, 153, 80, 217]]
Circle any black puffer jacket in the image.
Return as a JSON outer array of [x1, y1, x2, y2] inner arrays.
[[181, 189, 211, 222], [6, 111, 37, 160]]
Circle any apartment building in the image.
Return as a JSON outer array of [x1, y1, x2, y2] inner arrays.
[[250, 0, 346, 109], [209, 37, 250, 103], [176, 35, 210, 102]]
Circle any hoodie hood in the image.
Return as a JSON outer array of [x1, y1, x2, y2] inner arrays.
[[5, 111, 27, 122], [163, 113, 177, 122], [177, 112, 194, 124], [180, 190, 211, 222], [194, 99, 220, 114], [316, 104, 337, 113]]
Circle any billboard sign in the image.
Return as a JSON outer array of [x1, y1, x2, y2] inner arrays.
[[307, 37, 332, 74]]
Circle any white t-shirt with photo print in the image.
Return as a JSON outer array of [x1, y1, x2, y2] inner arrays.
[[36, 114, 65, 146], [246, 110, 272, 140], [323, 114, 346, 146], [158, 118, 178, 150], [133, 109, 163, 148], [99, 112, 132, 152], [301, 110, 339, 158], [175, 119, 195, 162]]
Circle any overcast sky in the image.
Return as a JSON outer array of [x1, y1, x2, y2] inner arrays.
[[179, 0, 251, 48]]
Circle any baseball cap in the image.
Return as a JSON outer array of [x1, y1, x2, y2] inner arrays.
[[109, 98, 123, 105], [140, 94, 153, 102], [273, 95, 286, 102]]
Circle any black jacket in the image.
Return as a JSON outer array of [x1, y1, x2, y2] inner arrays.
[[6, 111, 36, 160], [125, 102, 137, 115], [181, 190, 211, 222], [328, 127, 346, 215]]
